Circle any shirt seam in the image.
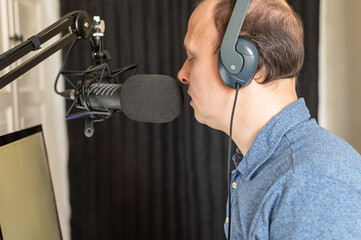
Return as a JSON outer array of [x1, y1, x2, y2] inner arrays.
[[284, 132, 297, 175]]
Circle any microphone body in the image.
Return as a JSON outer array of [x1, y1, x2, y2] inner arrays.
[[65, 74, 183, 123], [80, 83, 122, 110]]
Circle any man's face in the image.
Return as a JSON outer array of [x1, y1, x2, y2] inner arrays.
[[178, 0, 233, 130]]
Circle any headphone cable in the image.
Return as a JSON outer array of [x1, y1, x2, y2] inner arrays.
[[227, 82, 240, 239]]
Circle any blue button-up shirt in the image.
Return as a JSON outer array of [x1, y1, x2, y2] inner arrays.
[[225, 98, 361, 239]]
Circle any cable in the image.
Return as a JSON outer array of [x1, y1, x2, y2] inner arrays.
[[54, 39, 77, 95], [227, 82, 241, 240]]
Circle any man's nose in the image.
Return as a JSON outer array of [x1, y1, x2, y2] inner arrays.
[[177, 61, 190, 85]]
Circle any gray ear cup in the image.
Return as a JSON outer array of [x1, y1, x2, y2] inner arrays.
[[218, 37, 259, 89]]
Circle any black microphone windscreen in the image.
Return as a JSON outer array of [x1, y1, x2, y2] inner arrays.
[[120, 74, 184, 123]]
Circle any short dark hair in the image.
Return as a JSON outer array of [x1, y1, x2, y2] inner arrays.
[[196, 0, 304, 83]]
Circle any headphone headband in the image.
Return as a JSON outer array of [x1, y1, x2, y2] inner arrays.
[[220, 0, 252, 75], [218, 0, 258, 89]]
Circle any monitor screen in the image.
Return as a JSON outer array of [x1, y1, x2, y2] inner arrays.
[[0, 125, 62, 240]]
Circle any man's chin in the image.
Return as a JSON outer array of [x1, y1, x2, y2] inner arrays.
[[194, 112, 225, 132], [193, 109, 205, 124], [194, 112, 211, 127]]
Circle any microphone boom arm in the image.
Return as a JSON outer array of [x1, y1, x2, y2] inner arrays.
[[0, 11, 102, 89]]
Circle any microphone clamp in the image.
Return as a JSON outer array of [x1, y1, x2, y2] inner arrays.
[[59, 63, 137, 137]]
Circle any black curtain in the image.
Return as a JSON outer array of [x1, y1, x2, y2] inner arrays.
[[61, 0, 319, 239]]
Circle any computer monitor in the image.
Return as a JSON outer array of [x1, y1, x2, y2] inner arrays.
[[0, 125, 62, 240]]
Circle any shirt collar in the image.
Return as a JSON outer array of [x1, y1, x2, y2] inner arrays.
[[232, 148, 243, 167], [235, 98, 311, 181]]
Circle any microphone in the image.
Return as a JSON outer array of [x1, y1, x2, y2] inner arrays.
[[120, 74, 184, 123], [63, 74, 184, 123]]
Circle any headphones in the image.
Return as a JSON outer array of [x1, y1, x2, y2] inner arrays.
[[218, 0, 259, 89]]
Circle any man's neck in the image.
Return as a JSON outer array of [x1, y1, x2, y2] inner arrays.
[[231, 78, 298, 155]]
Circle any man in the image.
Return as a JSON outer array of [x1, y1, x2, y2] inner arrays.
[[178, 0, 361, 239]]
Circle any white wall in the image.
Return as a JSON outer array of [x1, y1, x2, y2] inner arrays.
[[40, 0, 71, 239], [319, 0, 361, 152], [0, 0, 70, 239]]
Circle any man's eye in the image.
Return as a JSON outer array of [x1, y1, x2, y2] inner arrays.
[[187, 57, 194, 62]]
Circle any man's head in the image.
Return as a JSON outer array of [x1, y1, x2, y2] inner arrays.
[[198, 0, 305, 83], [178, 0, 303, 133]]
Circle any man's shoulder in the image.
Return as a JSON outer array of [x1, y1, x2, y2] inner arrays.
[[280, 120, 361, 190], [286, 119, 361, 167], [249, 120, 361, 239]]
